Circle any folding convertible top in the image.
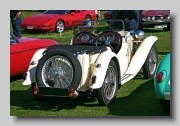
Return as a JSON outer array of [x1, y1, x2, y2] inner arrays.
[[46, 45, 108, 54]]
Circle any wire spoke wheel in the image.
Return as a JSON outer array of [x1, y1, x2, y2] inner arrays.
[[95, 60, 119, 106], [36, 49, 82, 90], [148, 48, 157, 74], [103, 66, 116, 100], [42, 56, 73, 88], [143, 44, 158, 79]]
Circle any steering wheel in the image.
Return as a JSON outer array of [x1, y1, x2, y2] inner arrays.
[[95, 31, 121, 53], [96, 36, 115, 52]]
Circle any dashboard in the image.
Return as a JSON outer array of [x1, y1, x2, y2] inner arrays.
[[72, 31, 121, 48]]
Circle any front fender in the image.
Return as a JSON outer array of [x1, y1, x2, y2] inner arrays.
[[120, 36, 158, 84], [126, 36, 158, 75], [22, 48, 46, 85], [89, 49, 118, 89]]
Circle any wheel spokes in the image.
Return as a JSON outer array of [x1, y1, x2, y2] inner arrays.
[[42, 56, 73, 88], [149, 48, 157, 74], [103, 66, 116, 100]]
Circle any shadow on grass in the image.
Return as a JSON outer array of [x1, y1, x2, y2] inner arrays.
[[133, 71, 144, 79], [21, 28, 73, 35], [11, 78, 170, 116], [10, 74, 23, 82], [21, 30, 51, 34], [10, 86, 99, 113], [158, 52, 170, 56], [107, 79, 170, 116], [141, 28, 167, 33]]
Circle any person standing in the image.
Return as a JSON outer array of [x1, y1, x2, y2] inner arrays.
[[111, 10, 141, 31], [10, 10, 22, 37], [119, 10, 141, 31], [95, 10, 100, 25], [111, 10, 121, 20]]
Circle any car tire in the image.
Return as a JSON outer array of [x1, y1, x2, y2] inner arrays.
[[36, 49, 82, 90], [143, 44, 158, 79], [85, 16, 92, 26], [95, 60, 119, 106], [55, 20, 64, 33], [159, 100, 170, 113]]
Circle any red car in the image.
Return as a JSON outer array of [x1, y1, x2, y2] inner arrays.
[[104, 10, 112, 20], [103, 10, 170, 31], [21, 10, 96, 33], [139, 10, 170, 31], [10, 32, 58, 76]]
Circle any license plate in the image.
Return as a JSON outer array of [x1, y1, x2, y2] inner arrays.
[[27, 25, 33, 29], [154, 24, 167, 28]]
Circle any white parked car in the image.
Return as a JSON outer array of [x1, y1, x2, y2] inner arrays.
[[22, 20, 158, 106]]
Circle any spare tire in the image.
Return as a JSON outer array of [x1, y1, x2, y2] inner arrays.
[[36, 49, 82, 90]]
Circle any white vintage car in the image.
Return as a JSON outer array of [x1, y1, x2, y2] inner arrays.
[[22, 20, 158, 106]]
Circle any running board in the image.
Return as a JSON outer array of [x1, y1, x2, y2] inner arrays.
[[121, 74, 135, 85]]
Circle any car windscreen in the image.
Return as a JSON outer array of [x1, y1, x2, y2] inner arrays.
[[72, 20, 125, 35], [43, 10, 69, 14]]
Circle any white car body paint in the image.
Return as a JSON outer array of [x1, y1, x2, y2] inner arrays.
[[22, 48, 46, 85], [22, 31, 158, 92]]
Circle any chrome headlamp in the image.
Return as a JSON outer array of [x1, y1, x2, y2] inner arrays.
[[147, 16, 151, 20], [152, 16, 156, 20], [134, 30, 145, 41], [167, 15, 170, 19]]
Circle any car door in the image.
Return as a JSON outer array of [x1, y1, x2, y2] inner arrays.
[[68, 10, 84, 26], [117, 41, 129, 75], [10, 33, 28, 76], [76, 10, 85, 20]]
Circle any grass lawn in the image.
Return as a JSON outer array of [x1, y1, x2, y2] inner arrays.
[[10, 10, 170, 116]]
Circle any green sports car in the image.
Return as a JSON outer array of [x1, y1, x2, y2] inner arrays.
[[154, 53, 170, 113]]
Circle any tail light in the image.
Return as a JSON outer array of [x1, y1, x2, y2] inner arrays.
[[33, 86, 38, 96], [157, 72, 164, 82], [68, 88, 74, 98]]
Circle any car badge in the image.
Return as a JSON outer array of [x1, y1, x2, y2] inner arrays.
[[30, 61, 36, 65], [96, 64, 101, 68]]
